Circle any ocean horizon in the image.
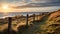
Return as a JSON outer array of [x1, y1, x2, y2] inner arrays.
[[0, 12, 50, 18]]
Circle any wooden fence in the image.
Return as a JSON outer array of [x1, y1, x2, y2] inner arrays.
[[7, 14, 43, 34]]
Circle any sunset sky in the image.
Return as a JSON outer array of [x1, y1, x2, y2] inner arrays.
[[0, 0, 60, 12]]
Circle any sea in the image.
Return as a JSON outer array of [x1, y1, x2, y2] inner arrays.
[[0, 12, 49, 18]]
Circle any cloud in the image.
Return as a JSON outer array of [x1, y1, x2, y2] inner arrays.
[[32, 0, 60, 3], [0, 0, 60, 7], [12, 0, 60, 7], [11, 6, 60, 12]]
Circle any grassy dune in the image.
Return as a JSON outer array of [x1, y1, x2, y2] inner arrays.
[[0, 10, 60, 34]]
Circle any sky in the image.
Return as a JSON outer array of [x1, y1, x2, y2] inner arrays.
[[0, 0, 60, 6], [0, 0, 60, 12], [0, 0, 60, 18]]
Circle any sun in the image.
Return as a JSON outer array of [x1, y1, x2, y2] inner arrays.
[[1, 4, 9, 13], [1, 4, 12, 13], [2, 4, 9, 10]]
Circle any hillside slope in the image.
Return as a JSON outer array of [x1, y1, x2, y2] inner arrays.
[[41, 10, 60, 34]]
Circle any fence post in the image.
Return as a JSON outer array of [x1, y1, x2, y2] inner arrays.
[[33, 14, 35, 23], [26, 14, 28, 28], [8, 17, 12, 34], [37, 15, 38, 20]]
